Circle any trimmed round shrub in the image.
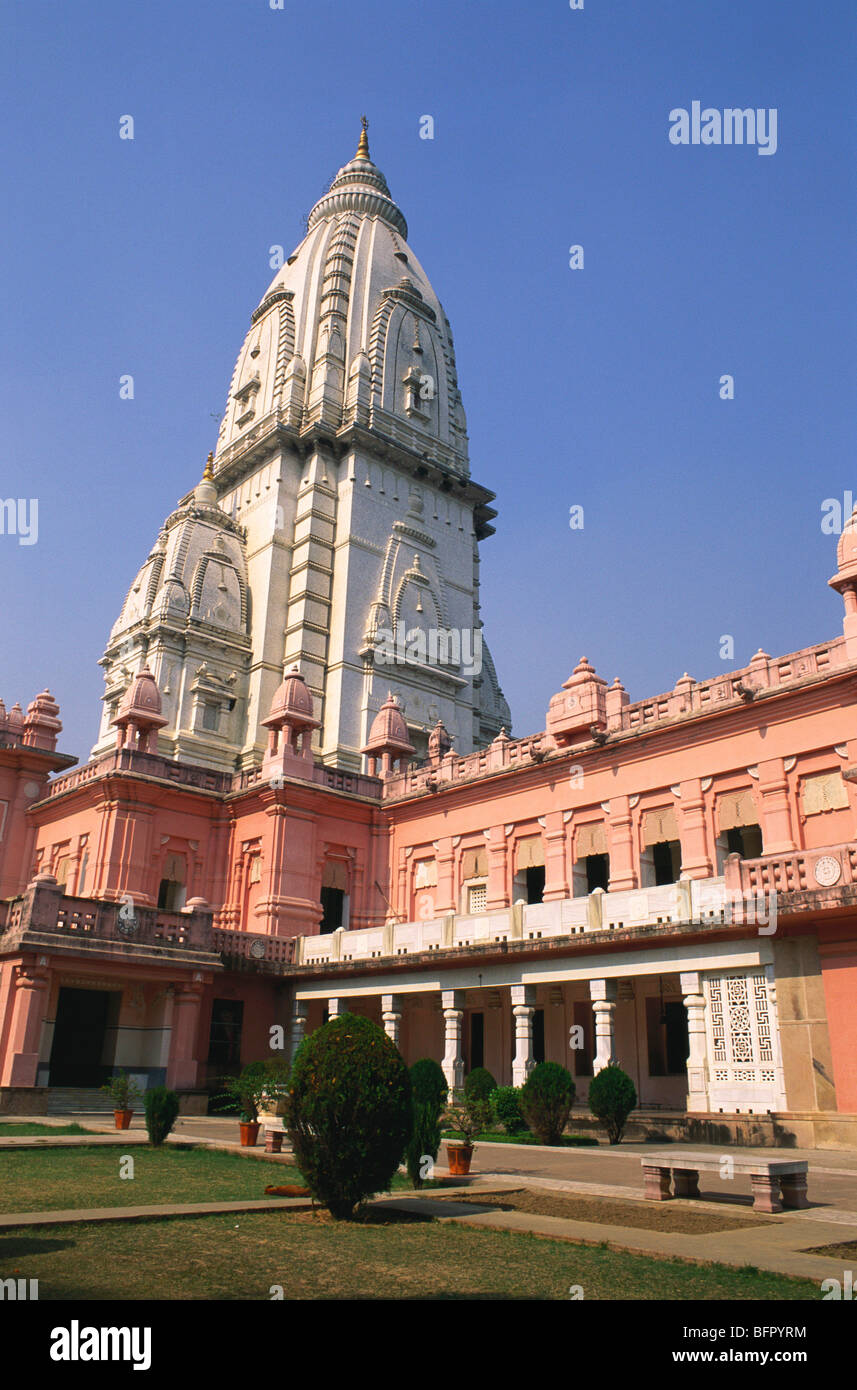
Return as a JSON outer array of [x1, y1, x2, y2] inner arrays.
[[519, 1062, 575, 1145], [144, 1086, 180, 1147], [490, 1085, 526, 1135], [587, 1063, 637, 1145], [286, 1013, 411, 1219], [410, 1058, 448, 1112], [406, 1059, 448, 1189], [464, 1067, 497, 1102]]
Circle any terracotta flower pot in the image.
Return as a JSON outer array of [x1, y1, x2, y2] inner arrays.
[[114, 1109, 133, 1130], [239, 1121, 261, 1147], [446, 1142, 474, 1176]]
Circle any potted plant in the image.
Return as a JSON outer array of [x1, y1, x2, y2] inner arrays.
[[216, 1060, 289, 1146], [101, 1070, 144, 1129], [442, 1094, 492, 1176]]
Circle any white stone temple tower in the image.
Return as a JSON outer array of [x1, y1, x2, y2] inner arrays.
[[94, 121, 510, 772]]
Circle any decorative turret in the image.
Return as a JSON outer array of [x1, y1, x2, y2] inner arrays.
[[261, 666, 320, 781], [23, 690, 62, 751], [829, 505, 857, 659], [428, 717, 452, 763], [112, 668, 168, 754], [362, 692, 415, 777], [545, 656, 608, 748], [6, 703, 25, 738]]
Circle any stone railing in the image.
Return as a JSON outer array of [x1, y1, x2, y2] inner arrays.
[[46, 748, 232, 800], [212, 926, 296, 966], [617, 638, 847, 734], [293, 877, 737, 967], [0, 877, 218, 958], [726, 842, 857, 897], [383, 733, 547, 800]]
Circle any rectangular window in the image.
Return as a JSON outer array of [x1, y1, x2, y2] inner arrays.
[[652, 840, 681, 885], [467, 883, 487, 914], [585, 853, 609, 892]]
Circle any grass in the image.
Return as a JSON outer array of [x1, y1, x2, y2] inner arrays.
[[0, 1209, 823, 1300], [0, 1144, 306, 1213], [442, 1129, 598, 1147], [0, 1122, 94, 1137]]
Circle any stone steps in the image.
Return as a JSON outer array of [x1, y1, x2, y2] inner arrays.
[[47, 1089, 116, 1114]]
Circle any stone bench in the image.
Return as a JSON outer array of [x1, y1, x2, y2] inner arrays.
[[641, 1149, 809, 1213]]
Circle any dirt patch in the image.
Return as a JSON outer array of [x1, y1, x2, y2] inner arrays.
[[280, 1205, 429, 1227], [429, 1187, 781, 1236], [801, 1239, 857, 1259]]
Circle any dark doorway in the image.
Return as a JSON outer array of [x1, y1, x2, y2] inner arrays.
[[525, 866, 545, 904], [585, 853, 609, 892], [469, 1012, 484, 1070], [49, 988, 112, 1086], [533, 1008, 545, 1064], [320, 886, 345, 931], [207, 999, 244, 1069]]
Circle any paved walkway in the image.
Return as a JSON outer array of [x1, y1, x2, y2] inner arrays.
[[3, 1115, 856, 1284]]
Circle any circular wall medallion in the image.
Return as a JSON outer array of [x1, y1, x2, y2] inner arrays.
[[117, 914, 138, 937], [249, 939, 266, 959], [813, 855, 841, 887]]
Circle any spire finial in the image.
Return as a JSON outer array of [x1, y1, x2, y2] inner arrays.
[[203, 451, 214, 482], [356, 114, 370, 160]]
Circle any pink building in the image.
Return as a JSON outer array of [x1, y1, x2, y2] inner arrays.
[[1, 129, 855, 1147]]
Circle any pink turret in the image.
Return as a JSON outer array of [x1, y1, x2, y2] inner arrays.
[[545, 656, 608, 748], [112, 668, 168, 754], [23, 689, 62, 751], [362, 692, 415, 777], [261, 666, 320, 780]]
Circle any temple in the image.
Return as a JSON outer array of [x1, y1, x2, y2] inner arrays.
[[1, 127, 855, 1148]]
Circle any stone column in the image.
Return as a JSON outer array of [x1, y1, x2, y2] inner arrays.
[[606, 797, 636, 891], [441, 989, 465, 1093], [381, 993, 402, 1047], [677, 779, 713, 879], [166, 982, 204, 1090], [679, 970, 709, 1112], [542, 811, 570, 902], [434, 837, 456, 915], [756, 757, 798, 854], [511, 985, 536, 1086], [2, 965, 50, 1087], [590, 978, 617, 1073], [289, 996, 308, 1063], [485, 827, 508, 910]]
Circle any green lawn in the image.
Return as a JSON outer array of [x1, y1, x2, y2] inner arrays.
[[0, 1144, 305, 1213], [0, 1122, 95, 1137], [0, 1210, 822, 1300]]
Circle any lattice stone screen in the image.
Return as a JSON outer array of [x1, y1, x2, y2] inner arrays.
[[702, 970, 782, 1110]]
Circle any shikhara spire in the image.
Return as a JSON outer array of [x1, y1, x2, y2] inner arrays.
[[92, 128, 511, 772]]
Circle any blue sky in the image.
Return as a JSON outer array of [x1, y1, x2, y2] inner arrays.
[[1, 0, 855, 758]]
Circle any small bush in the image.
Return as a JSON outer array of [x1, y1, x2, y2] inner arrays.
[[286, 1013, 411, 1219], [464, 1067, 497, 1102], [406, 1059, 447, 1189], [490, 1085, 526, 1135], [144, 1086, 180, 1147], [588, 1063, 637, 1145], [520, 1062, 575, 1145], [410, 1058, 448, 1112]]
